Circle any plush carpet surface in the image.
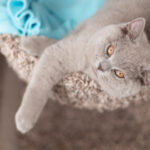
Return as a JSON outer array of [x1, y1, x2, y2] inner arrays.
[[18, 98, 150, 150]]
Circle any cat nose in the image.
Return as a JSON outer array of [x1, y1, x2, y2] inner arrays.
[[97, 64, 104, 71], [97, 61, 111, 72]]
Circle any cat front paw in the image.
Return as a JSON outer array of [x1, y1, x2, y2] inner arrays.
[[15, 111, 36, 134]]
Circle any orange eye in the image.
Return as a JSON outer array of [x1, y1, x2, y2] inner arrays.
[[114, 70, 125, 78], [107, 45, 114, 56]]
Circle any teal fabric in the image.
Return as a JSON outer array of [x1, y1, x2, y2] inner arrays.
[[0, 0, 106, 39]]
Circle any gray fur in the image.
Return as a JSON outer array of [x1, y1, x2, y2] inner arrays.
[[16, 0, 150, 133]]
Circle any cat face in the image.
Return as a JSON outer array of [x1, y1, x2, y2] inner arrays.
[[92, 18, 150, 98]]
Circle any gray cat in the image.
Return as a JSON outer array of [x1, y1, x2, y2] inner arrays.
[[16, 0, 150, 133]]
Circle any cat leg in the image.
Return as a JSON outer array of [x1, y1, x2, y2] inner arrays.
[[15, 39, 86, 133], [20, 36, 58, 57]]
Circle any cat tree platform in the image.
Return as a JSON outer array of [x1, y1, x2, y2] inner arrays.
[[0, 34, 149, 112]]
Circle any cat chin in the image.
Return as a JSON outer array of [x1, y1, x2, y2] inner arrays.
[[109, 89, 142, 98], [100, 83, 142, 98]]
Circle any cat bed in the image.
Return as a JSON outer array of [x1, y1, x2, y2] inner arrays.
[[0, 34, 149, 113]]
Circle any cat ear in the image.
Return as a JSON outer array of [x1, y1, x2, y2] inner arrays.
[[140, 70, 150, 86], [123, 18, 146, 42]]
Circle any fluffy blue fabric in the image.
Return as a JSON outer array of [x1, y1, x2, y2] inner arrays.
[[0, 0, 106, 39]]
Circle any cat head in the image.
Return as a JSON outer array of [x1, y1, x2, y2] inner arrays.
[[91, 18, 150, 98]]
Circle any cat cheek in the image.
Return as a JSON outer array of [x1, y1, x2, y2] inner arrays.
[[139, 75, 150, 86]]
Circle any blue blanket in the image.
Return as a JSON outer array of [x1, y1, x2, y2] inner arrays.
[[0, 0, 106, 39]]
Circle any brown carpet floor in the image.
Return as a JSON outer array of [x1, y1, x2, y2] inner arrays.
[[18, 100, 150, 150]]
